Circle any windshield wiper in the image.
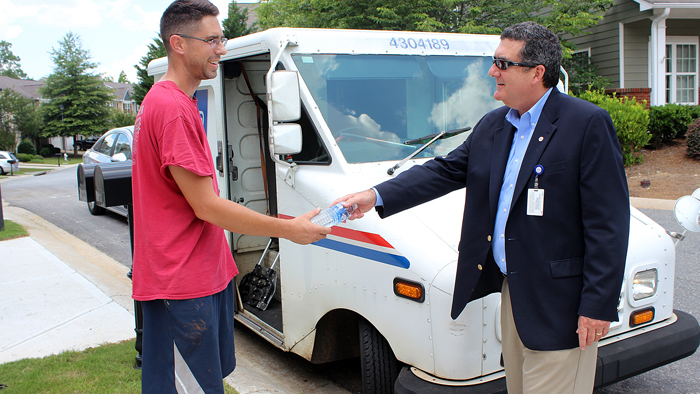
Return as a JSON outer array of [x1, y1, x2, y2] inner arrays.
[[387, 126, 471, 175]]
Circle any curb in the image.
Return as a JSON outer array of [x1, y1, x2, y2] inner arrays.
[[629, 197, 676, 211]]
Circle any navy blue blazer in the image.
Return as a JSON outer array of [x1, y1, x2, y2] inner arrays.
[[374, 89, 630, 351]]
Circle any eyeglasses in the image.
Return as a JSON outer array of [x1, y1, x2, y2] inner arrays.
[[173, 34, 228, 49], [492, 57, 538, 70]]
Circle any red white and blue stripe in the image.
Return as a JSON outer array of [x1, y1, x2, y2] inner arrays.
[[279, 214, 410, 269], [317, 226, 410, 269]]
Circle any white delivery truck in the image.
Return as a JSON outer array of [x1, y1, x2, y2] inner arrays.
[[144, 28, 700, 393]]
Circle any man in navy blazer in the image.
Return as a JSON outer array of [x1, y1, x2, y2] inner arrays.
[[339, 22, 629, 393]]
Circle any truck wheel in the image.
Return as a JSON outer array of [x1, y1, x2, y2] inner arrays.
[[87, 201, 106, 215], [359, 317, 401, 394]]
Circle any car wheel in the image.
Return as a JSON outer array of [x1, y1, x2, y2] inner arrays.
[[0, 167, 5, 175], [359, 317, 401, 394], [87, 201, 106, 215]]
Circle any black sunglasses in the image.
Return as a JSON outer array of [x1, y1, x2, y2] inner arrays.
[[492, 57, 538, 70]]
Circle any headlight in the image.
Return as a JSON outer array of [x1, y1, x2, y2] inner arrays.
[[632, 269, 658, 301]]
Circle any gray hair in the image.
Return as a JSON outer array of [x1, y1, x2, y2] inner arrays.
[[501, 22, 562, 88]]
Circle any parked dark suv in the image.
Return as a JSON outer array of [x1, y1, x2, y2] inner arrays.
[[75, 137, 100, 151]]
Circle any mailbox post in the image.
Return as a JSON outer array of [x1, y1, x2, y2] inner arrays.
[[77, 162, 142, 368], [1, 182, 4, 231]]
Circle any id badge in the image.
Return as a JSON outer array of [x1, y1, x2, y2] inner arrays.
[[527, 189, 544, 216]]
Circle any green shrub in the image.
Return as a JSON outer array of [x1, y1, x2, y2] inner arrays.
[[577, 90, 650, 166], [39, 147, 53, 157], [647, 104, 693, 148], [689, 105, 700, 121], [31, 155, 45, 163], [686, 118, 700, 158], [15, 153, 33, 162], [17, 139, 36, 155]]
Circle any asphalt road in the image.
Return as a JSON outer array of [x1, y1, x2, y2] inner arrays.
[[1, 165, 132, 267], [1, 165, 698, 393]]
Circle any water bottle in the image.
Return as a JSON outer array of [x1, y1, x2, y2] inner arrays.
[[311, 203, 357, 227]]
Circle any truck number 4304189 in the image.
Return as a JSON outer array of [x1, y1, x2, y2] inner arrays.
[[389, 37, 450, 50]]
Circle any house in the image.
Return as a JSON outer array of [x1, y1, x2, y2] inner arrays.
[[104, 81, 138, 116], [569, 0, 700, 106], [0, 76, 137, 152], [0, 76, 45, 105]]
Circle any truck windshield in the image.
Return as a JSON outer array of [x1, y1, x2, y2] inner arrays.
[[292, 54, 500, 164]]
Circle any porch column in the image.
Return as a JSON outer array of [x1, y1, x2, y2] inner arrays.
[[650, 8, 670, 106]]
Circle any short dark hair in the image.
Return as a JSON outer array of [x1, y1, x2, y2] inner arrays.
[[161, 0, 220, 54], [501, 22, 562, 88]]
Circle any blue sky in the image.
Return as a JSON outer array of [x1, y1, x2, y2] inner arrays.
[[0, 0, 258, 83]]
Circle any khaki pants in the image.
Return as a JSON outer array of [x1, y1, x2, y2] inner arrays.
[[501, 279, 598, 394]]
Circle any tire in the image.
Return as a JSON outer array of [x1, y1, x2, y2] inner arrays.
[[359, 317, 401, 394], [87, 201, 106, 215], [0, 167, 5, 175]]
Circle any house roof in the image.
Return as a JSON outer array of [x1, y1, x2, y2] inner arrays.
[[104, 81, 134, 101], [0, 76, 135, 102], [0, 76, 44, 100], [635, 0, 700, 10]]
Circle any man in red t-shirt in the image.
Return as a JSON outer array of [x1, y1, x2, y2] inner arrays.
[[132, 1, 330, 393]]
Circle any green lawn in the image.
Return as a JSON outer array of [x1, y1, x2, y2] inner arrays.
[[0, 220, 238, 394], [0, 220, 28, 241], [0, 339, 239, 393], [0, 157, 84, 178]]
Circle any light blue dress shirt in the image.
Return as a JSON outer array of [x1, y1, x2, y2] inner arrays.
[[492, 88, 552, 274]]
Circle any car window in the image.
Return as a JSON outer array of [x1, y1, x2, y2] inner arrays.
[[114, 133, 131, 159], [96, 133, 117, 155], [0, 153, 7, 160]]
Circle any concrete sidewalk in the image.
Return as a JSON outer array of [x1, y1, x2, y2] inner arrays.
[[0, 205, 136, 364]]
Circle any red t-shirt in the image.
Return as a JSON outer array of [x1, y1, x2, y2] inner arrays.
[[131, 81, 237, 301]]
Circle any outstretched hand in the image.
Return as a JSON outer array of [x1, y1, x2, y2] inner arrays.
[[331, 189, 377, 220], [287, 208, 331, 244]]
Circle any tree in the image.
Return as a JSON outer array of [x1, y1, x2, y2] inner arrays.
[[132, 35, 166, 105], [0, 88, 39, 151], [257, 0, 449, 31], [108, 107, 136, 129], [118, 70, 131, 84], [0, 40, 28, 79], [257, 0, 614, 40], [40, 32, 113, 156], [223, 1, 257, 38]]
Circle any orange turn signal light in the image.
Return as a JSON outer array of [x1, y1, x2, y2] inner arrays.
[[394, 278, 425, 303], [630, 307, 654, 327]]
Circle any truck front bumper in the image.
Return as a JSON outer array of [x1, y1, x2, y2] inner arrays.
[[395, 310, 700, 394]]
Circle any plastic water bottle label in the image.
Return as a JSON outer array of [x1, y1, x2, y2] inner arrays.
[[311, 203, 357, 227]]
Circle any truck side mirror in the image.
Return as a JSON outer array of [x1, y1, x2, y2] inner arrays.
[[270, 71, 301, 122], [674, 188, 700, 233], [272, 123, 302, 155]]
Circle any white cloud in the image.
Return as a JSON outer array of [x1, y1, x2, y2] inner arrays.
[[21, 0, 102, 29], [101, 38, 151, 82], [101, 0, 161, 33]]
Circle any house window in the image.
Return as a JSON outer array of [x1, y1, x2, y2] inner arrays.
[[665, 37, 698, 105], [124, 102, 132, 112], [571, 49, 591, 69]]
